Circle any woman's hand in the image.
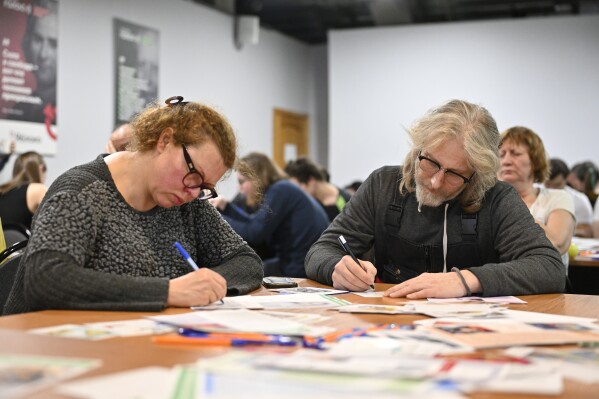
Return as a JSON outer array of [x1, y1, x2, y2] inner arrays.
[[167, 268, 227, 307]]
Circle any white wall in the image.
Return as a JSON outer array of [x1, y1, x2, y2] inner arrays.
[[329, 15, 599, 188], [1, 0, 324, 199]]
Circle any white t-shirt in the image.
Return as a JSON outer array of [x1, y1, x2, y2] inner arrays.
[[564, 185, 593, 225], [529, 186, 575, 267]]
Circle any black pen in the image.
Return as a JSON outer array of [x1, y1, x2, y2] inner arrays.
[[338, 235, 375, 289]]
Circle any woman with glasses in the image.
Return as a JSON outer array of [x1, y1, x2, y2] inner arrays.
[[0, 151, 48, 230], [306, 100, 565, 298], [3, 96, 263, 315], [498, 126, 575, 268]]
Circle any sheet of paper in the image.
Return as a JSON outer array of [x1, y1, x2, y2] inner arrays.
[[191, 293, 351, 310], [28, 324, 116, 340], [148, 309, 335, 337], [406, 302, 506, 318], [352, 291, 385, 298], [272, 287, 349, 295], [83, 319, 175, 337], [56, 367, 171, 399], [338, 304, 416, 314], [427, 296, 526, 304], [415, 319, 599, 349], [0, 354, 100, 399], [460, 363, 563, 395]]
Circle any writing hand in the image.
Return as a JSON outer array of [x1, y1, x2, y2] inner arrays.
[[167, 268, 227, 307], [332, 255, 376, 292]]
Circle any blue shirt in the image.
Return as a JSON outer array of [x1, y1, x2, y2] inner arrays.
[[222, 180, 329, 277]]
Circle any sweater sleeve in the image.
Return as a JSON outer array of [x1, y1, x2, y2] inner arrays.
[[469, 184, 566, 296], [305, 168, 380, 285], [25, 250, 169, 312], [22, 191, 170, 312]]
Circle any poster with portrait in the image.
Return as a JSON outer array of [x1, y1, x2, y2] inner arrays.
[[0, 0, 58, 155], [114, 18, 159, 126]]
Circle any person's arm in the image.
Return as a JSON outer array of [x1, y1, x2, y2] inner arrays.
[[26, 183, 48, 214], [22, 192, 170, 312], [305, 168, 381, 286], [469, 184, 566, 296], [221, 183, 293, 245], [536, 209, 575, 254]]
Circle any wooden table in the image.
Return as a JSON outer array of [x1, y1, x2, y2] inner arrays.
[[1, 280, 599, 399]]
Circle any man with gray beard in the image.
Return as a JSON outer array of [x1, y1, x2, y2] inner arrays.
[[305, 99, 565, 298]]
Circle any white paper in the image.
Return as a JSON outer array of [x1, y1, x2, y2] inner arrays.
[[427, 296, 526, 304], [191, 293, 350, 310], [148, 308, 335, 337], [57, 367, 171, 399]]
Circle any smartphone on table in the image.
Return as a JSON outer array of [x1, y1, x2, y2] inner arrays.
[[262, 277, 298, 289]]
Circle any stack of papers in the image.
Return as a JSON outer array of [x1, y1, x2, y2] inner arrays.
[[148, 309, 336, 337], [191, 293, 351, 310]]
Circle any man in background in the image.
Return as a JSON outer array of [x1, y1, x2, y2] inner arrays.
[[105, 123, 133, 153], [285, 157, 351, 222]]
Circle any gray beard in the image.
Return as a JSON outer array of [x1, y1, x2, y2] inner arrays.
[[415, 184, 446, 208]]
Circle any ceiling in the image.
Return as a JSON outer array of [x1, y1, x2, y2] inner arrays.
[[190, 0, 599, 45]]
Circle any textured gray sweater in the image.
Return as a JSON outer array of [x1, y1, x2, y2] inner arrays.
[[305, 166, 566, 296], [3, 156, 263, 315]]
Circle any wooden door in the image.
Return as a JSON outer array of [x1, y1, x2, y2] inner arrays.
[[273, 108, 308, 169]]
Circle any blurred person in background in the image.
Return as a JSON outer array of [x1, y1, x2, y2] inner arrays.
[[105, 123, 133, 153], [545, 158, 593, 238], [567, 161, 599, 208], [211, 152, 329, 277], [498, 127, 575, 267], [285, 157, 351, 222], [0, 140, 16, 172], [0, 151, 48, 230]]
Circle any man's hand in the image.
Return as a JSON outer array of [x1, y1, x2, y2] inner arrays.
[[167, 268, 227, 307], [332, 255, 376, 292], [384, 270, 480, 299]]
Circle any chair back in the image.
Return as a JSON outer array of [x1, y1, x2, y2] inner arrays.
[[0, 246, 25, 313], [1, 223, 31, 247]]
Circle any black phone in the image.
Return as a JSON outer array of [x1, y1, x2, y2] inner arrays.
[[262, 277, 298, 289]]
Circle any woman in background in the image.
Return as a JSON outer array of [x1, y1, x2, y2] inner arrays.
[[3, 96, 263, 316], [498, 126, 575, 267], [0, 151, 48, 230], [212, 152, 329, 277], [567, 161, 599, 208]]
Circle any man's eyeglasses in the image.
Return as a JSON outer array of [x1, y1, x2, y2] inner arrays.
[[182, 143, 218, 200], [417, 152, 474, 186]]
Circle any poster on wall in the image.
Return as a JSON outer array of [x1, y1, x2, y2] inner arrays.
[[0, 0, 58, 155], [113, 18, 159, 126]]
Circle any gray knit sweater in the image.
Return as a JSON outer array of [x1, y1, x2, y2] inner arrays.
[[3, 156, 263, 315], [305, 166, 566, 296]]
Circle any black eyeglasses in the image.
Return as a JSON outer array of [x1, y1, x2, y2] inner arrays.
[[182, 143, 218, 200], [417, 152, 474, 186]]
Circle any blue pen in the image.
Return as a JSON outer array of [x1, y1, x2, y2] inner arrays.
[[174, 241, 199, 271]]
